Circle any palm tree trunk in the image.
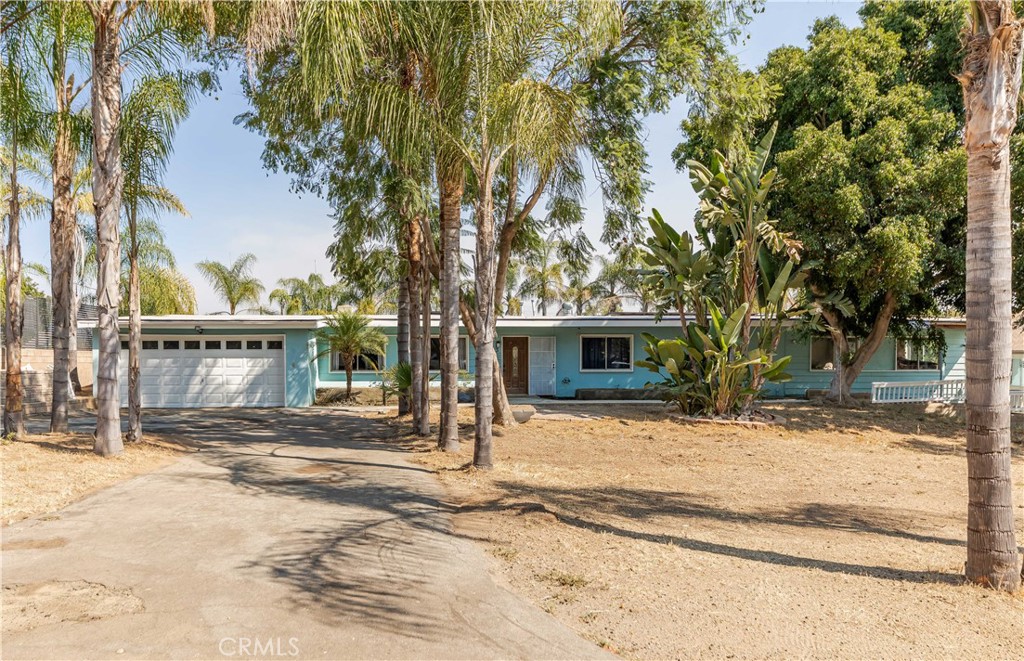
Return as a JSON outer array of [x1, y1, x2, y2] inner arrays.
[[126, 207, 142, 443], [409, 269, 423, 426], [419, 264, 431, 436], [397, 257, 410, 415], [473, 168, 497, 469], [49, 95, 76, 433], [438, 175, 462, 452], [408, 216, 425, 431], [89, 1, 124, 456], [69, 268, 81, 394], [345, 364, 353, 399], [4, 126, 25, 438], [960, 0, 1022, 591]]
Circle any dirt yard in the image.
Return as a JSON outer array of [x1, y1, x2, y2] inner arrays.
[[381, 402, 1024, 659], [1, 433, 184, 526]]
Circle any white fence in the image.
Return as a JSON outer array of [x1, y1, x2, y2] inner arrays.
[[872, 379, 1024, 412]]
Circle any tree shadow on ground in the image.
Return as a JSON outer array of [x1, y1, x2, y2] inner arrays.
[[151, 410, 463, 642], [458, 481, 971, 586]]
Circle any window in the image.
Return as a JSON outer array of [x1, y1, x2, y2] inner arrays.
[[267, 340, 283, 350], [163, 340, 180, 350], [1, 346, 5, 370], [142, 340, 158, 350], [226, 340, 242, 350], [120, 341, 129, 351], [205, 340, 222, 350], [332, 351, 385, 372], [809, 337, 863, 371], [580, 335, 633, 371], [429, 337, 468, 371], [897, 341, 939, 370], [184, 340, 200, 350], [246, 340, 263, 350]]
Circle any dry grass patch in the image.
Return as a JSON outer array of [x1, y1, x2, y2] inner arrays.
[[1, 433, 185, 526], [379, 402, 1024, 659]]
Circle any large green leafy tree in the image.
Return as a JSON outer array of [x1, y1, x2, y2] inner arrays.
[[677, 3, 970, 399]]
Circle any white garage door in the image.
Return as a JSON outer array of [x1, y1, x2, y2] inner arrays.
[[118, 336, 286, 408]]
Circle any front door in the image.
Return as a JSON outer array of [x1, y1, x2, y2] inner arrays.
[[502, 337, 529, 395]]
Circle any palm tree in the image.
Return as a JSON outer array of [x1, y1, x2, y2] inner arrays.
[[518, 239, 565, 316], [1, 12, 46, 438], [121, 72, 197, 443], [958, 0, 1021, 591], [273, 273, 351, 314], [84, 0, 214, 456], [81, 214, 195, 316], [196, 254, 265, 315], [563, 257, 594, 315], [591, 254, 632, 314], [24, 2, 92, 433], [244, 2, 443, 443], [314, 310, 387, 400]]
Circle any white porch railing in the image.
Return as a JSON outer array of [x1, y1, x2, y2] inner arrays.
[[871, 379, 966, 404], [872, 379, 1024, 412]]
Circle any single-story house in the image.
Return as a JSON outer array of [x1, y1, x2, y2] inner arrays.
[[96, 314, 970, 409]]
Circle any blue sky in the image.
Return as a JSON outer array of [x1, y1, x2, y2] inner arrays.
[[22, 1, 864, 314]]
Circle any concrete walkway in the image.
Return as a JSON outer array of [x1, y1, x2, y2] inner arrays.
[[2, 410, 611, 660]]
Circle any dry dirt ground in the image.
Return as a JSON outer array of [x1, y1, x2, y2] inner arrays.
[[375, 402, 1024, 659], [1, 433, 184, 526]]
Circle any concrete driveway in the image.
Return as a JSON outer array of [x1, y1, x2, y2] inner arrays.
[[2, 409, 611, 660]]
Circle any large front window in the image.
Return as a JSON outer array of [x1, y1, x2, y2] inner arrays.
[[332, 350, 385, 373], [429, 337, 468, 371], [580, 335, 633, 371], [896, 341, 939, 370]]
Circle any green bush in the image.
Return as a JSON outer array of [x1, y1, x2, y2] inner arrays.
[[636, 302, 792, 416]]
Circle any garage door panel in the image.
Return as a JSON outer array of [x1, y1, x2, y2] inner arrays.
[[119, 336, 286, 409]]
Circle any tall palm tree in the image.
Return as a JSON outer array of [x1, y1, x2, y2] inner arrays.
[[313, 310, 387, 400], [958, 0, 1022, 591], [84, 0, 214, 456], [24, 2, 92, 433], [518, 239, 565, 316], [121, 72, 196, 442], [1, 11, 46, 438], [196, 253, 264, 315]]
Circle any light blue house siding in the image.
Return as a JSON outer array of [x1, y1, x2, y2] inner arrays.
[[316, 318, 967, 399], [114, 315, 968, 407]]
